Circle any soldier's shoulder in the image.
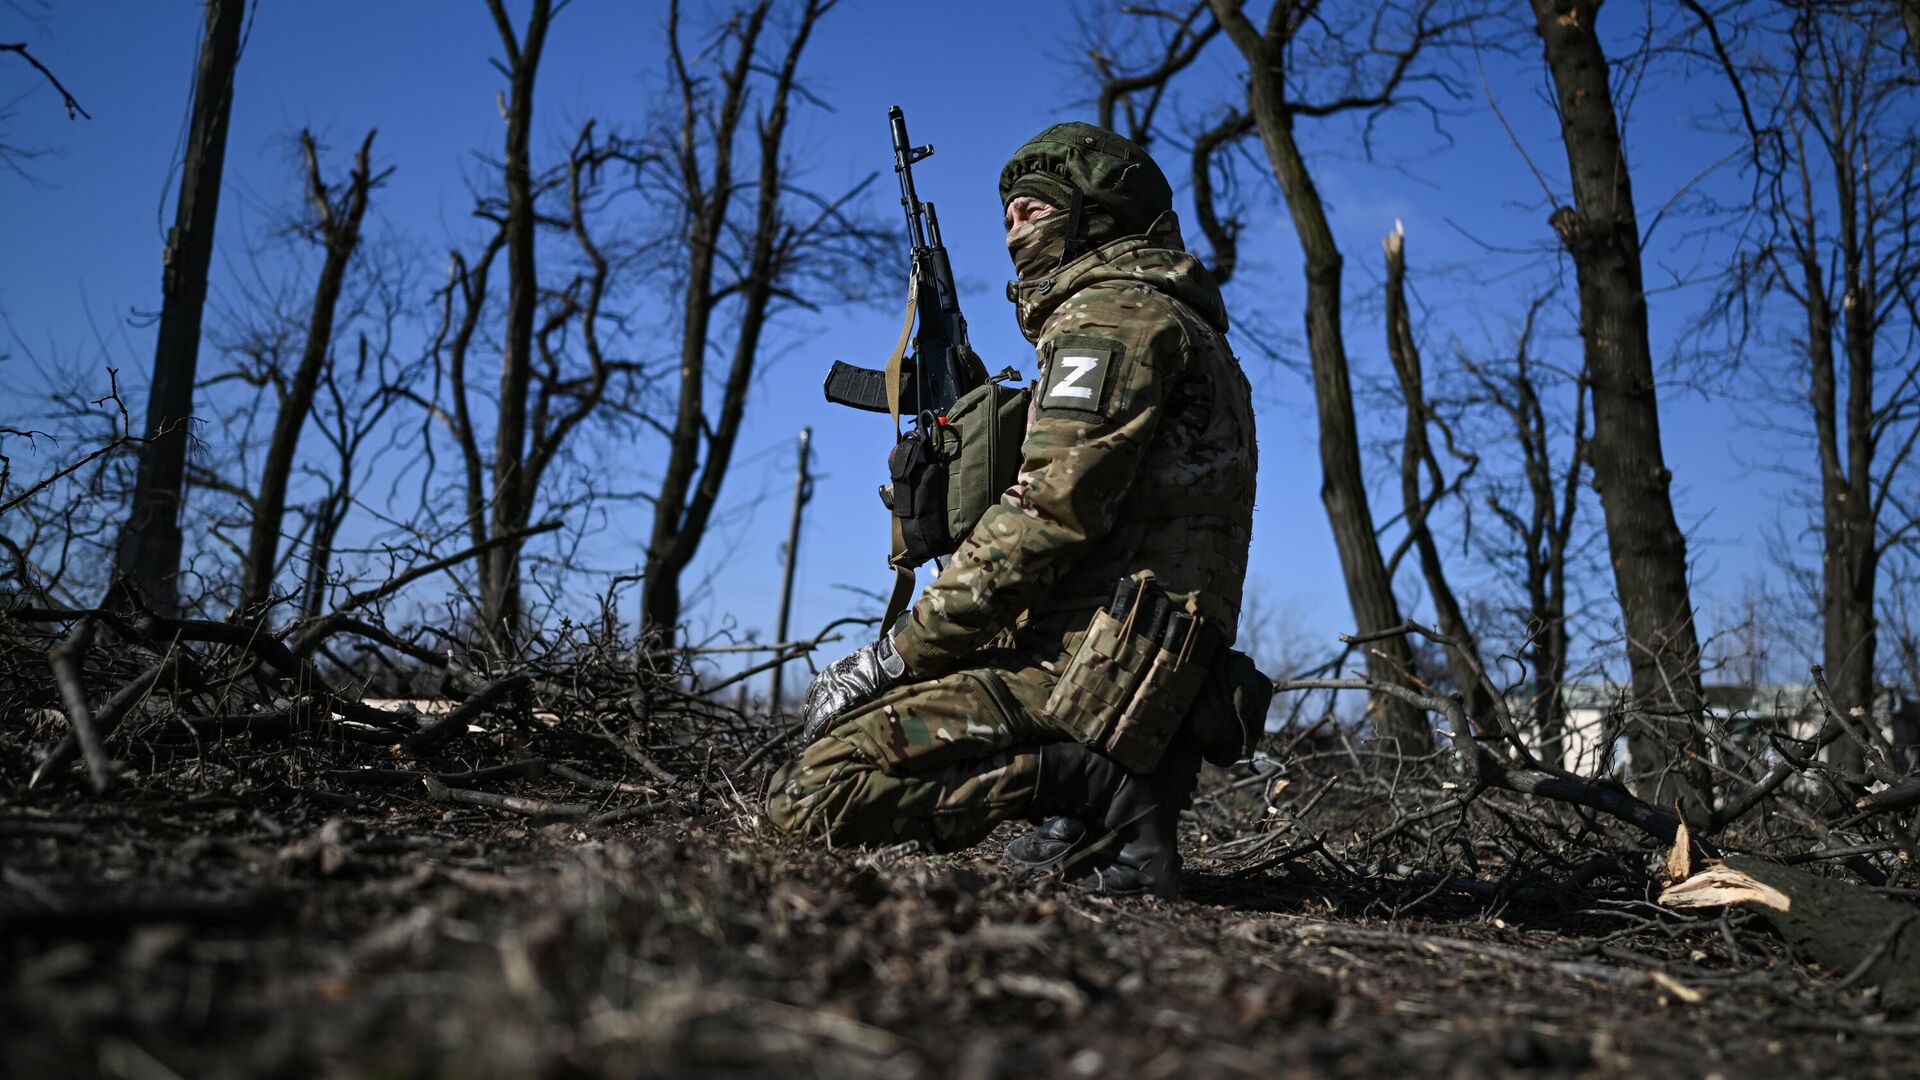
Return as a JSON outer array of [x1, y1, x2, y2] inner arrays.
[[1041, 281, 1187, 353]]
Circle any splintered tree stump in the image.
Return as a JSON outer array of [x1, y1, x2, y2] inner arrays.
[[1662, 854, 1920, 1009]]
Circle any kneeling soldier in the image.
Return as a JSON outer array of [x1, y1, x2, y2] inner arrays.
[[767, 122, 1260, 898]]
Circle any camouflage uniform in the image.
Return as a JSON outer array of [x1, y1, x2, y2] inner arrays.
[[767, 144, 1256, 851]]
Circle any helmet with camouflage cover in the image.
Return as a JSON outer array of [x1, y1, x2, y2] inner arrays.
[[999, 122, 1173, 237]]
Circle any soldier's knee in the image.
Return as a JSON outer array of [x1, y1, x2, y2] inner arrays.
[[763, 736, 883, 841], [764, 760, 807, 836]]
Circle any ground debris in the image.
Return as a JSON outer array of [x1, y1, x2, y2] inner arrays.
[[4, 776, 1914, 1078], [3, 621, 1915, 1076]]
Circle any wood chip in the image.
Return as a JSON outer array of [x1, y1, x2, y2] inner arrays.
[[1659, 862, 1792, 912], [1647, 970, 1703, 1004]]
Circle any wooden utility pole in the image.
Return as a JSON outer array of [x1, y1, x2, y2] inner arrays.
[[769, 427, 812, 711], [113, 0, 245, 614]]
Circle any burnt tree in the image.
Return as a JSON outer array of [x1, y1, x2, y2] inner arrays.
[[1080, 1, 1472, 752], [1199, 0, 1466, 752], [1528, 0, 1711, 815], [639, 0, 845, 643], [236, 130, 386, 617], [1457, 298, 1589, 765], [1382, 224, 1496, 732], [1709, 1, 1920, 779], [477, 0, 551, 648], [113, 0, 244, 614]]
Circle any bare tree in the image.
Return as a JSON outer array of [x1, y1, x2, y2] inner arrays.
[[232, 130, 387, 618], [476, 0, 551, 648], [298, 315, 417, 621], [1527, 0, 1712, 816], [432, 2, 645, 652], [113, 0, 244, 614], [1455, 298, 1590, 764], [1083, 1, 1468, 752], [1708, 0, 1920, 780], [1383, 223, 1496, 731], [639, 0, 864, 644]]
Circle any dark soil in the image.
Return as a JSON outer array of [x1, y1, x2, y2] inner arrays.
[[6, 771, 1915, 1079]]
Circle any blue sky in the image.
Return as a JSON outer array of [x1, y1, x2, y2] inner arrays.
[[0, 2, 1805, 682]]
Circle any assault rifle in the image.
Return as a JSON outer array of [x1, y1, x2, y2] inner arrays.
[[823, 105, 981, 424], [823, 106, 992, 630]]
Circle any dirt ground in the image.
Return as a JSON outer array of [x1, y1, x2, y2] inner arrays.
[[6, 764, 1918, 1080]]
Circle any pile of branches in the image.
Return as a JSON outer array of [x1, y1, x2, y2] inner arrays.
[[1187, 621, 1920, 1011], [0, 539, 842, 816]]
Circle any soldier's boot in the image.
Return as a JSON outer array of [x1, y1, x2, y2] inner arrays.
[[1003, 816, 1088, 869], [1062, 739, 1202, 900], [1002, 742, 1128, 871]]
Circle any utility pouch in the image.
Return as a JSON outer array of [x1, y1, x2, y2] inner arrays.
[[1042, 573, 1163, 748], [940, 376, 1030, 548], [1103, 607, 1220, 772], [881, 373, 1029, 569], [1188, 648, 1275, 766], [885, 427, 949, 567]]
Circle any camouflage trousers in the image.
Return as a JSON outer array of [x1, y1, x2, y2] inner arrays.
[[765, 648, 1071, 851]]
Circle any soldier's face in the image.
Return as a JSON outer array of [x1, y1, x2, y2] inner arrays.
[[1004, 196, 1059, 236]]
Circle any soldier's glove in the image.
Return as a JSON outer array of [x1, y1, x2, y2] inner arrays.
[[799, 633, 910, 745]]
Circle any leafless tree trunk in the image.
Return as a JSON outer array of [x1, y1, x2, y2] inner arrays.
[[1079, 2, 1468, 752], [1204, 0, 1461, 753], [237, 130, 384, 618], [1528, 0, 1711, 816], [640, 0, 836, 644], [1383, 225, 1495, 731], [1459, 299, 1588, 765], [476, 0, 552, 650], [1711, 1, 1920, 780], [113, 0, 244, 614]]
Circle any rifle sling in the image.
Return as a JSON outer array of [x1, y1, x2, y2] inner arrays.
[[880, 566, 916, 637], [884, 269, 919, 438]]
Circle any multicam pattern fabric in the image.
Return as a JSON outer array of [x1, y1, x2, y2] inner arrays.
[[765, 650, 1059, 850], [890, 215, 1258, 679], [999, 122, 1173, 236], [768, 182, 1258, 849]]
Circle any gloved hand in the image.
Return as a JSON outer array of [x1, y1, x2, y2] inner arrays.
[[799, 632, 910, 744]]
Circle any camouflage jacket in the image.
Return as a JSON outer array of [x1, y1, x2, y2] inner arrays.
[[890, 222, 1258, 675]]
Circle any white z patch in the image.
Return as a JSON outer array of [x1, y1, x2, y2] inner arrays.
[[1048, 352, 1101, 400]]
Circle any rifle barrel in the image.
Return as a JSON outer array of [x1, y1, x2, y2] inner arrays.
[[889, 104, 927, 250]]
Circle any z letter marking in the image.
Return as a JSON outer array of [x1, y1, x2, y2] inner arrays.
[[1049, 353, 1100, 401]]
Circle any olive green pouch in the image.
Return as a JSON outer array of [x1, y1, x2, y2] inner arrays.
[[938, 376, 1030, 549]]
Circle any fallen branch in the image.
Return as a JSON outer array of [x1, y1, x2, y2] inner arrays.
[[403, 673, 532, 753], [46, 614, 112, 793], [30, 650, 194, 789], [1662, 854, 1920, 1008], [325, 759, 546, 790], [421, 777, 588, 818], [1854, 777, 1920, 819], [550, 762, 653, 794]]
